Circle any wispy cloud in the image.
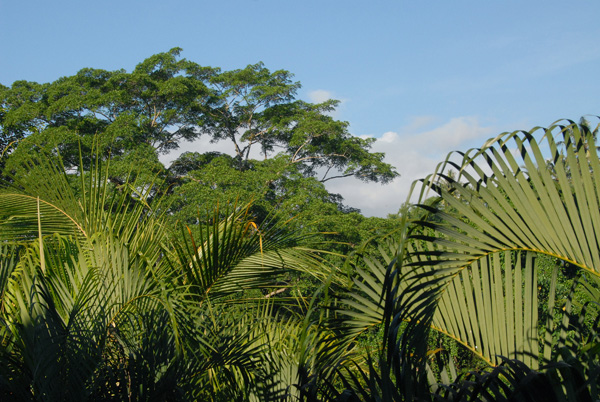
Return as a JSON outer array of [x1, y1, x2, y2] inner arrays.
[[307, 89, 346, 118], [308, 89, 335, 104], [159, 136, 242, 167]]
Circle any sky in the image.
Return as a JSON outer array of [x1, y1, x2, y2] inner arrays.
[[1, 0, 599, 217]]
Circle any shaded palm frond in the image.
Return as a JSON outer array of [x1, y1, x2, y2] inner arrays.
[[403, 120, 600, 370]]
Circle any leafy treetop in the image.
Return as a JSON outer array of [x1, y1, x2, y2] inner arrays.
[[1, 48, 397, 185]]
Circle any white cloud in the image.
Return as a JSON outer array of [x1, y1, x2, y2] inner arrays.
[[324, 116, 495, 217], [307, 89, 347, 118], [405, 116, 493, 152], [379, 131, 398, 143], [403, 115, 438, 132], [159, 135, 244, 167]]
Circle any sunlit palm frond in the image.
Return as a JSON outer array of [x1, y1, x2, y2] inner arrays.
[[168, 204, 342, 304], [1, 144, 170, 269], [1, 237, 104, 400], [0, 229, 189, 399], [0, 193, 87, 243]]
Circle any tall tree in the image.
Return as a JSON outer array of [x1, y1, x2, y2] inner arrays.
[[0, 144, 341, 400], [1, 49, 398, 235], [1, 49, 396, 182], [197, 62, 396, 183]]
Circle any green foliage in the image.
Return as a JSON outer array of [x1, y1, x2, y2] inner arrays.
[[3, 49, 600, 401], [0, 146, 343, 400], [291, 118, 600, 401], [1, 49, 399, 270], [1, 49, 397, 188]]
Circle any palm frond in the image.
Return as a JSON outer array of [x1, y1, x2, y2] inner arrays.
[[168, 203, 342, 303], [409, 119, 600, 370]]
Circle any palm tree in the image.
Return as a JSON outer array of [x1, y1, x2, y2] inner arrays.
[[0, 145, 340, 400], [4, 118, 599, 401], [0, 150, 184, 399], [308, 118, 600, 401]]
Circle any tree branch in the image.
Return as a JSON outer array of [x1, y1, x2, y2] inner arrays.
[[293, 153, 347, 164], [320, 172, 355, 183], [290, 138, 312, 163]]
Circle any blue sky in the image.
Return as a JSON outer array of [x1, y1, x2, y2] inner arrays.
[[1, 1, 599, 216]]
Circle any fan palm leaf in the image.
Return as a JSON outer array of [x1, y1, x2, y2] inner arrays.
[[0, 144, 194, 398], [0, 228, 184, 399]]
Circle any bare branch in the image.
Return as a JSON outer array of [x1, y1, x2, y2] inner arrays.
[[321, 165, 333, 182], [151, 104, 159, 127], [293, 153, 347, 164], [320, 172, 355, 183], [290, 138, 312, 163]]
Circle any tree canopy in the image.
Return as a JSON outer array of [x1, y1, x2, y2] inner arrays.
[[1, 49, 399, 243], [0, 48, 397, 184], [1, 115, 598, 400]]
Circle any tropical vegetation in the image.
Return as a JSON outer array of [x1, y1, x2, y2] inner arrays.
[[0, 49, 599, 401]]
